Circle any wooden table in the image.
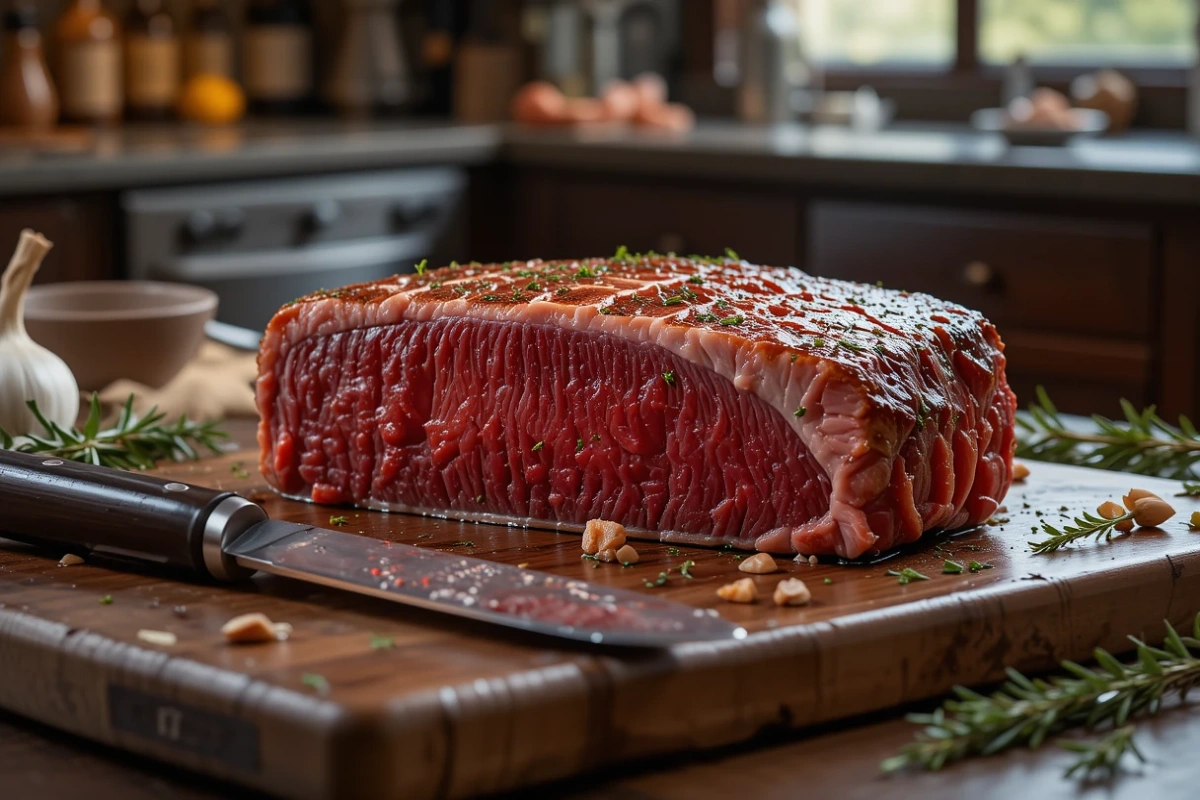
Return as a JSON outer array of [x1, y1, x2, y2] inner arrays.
[[2, 421, 1197, 798], [3, 695, 1197, 799]]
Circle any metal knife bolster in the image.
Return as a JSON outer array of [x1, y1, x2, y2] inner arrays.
[[0, 448, 265, 581], [202, 496, 269, 580]]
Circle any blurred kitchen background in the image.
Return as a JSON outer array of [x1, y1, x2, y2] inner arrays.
[[2, 0, 1199, 419]]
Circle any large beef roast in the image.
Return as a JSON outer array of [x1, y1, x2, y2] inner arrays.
[[257, 255, 1017, 558]]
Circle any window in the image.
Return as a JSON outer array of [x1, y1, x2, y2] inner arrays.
[[756, 0, 1197, 70], [806, 0, 955, 67], [981, 0, 1196, 65]]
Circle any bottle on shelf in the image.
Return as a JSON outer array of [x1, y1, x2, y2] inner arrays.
[[0, 4, 59, 128], [243, 0, 314, 114], [186, 0, 235, 80], [124, 0, 181, 120], [54, 0, 122, 125], [737, 0, 805, 124], [1001, 54, 1033, 106]]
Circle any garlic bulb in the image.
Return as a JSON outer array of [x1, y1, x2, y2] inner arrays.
[[0, 230, 79, 435]]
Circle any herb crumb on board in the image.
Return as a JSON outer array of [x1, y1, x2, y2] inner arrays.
[[302, 673, 330, 696]]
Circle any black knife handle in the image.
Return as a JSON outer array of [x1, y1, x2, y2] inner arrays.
[[0, 449, 264, 580]]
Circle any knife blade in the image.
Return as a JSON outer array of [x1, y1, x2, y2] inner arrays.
[[0, 449, 745, 647]]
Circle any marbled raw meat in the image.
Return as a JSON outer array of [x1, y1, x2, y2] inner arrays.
[[257, 255, 1016, 558]]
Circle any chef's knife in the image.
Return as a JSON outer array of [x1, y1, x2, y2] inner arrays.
[[0, 449, 745, 647]]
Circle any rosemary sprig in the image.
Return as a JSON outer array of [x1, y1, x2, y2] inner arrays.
[[882, 614, 1200, 778], [1028, 510, 1134, 555], [1017, 386, 1200, 480], [1061, 725, 1144, 779], [0, 394, 227, 470]]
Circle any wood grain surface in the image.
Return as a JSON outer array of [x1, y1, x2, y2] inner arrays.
[[1, 438, 1198, 799]]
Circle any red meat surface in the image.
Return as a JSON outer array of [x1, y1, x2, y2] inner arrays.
[[258, 255, 1016, 558]]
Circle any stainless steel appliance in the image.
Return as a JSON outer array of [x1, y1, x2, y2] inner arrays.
[[326, 0, 412, 114], [737, 0, 812, 124], [540, 0, 679, 93], [123, 167, 465, 331]]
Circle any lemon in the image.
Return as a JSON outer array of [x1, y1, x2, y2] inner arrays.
[[178, 75, 246, 125]]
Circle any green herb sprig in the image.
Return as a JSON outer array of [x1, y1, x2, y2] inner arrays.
[[882, 614, 1200, 779], [1028, 510, 1134, 555], [0, 394, 227, 470], [885, 567, 929, 585], [1061, 726, 1144, 779], [369, 634, 396, 650], [1017, 386, 1200, 480], [302, 673, 331, 696]]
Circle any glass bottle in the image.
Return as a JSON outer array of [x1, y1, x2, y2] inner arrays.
[[124, 0, 181, 120], [186, 0, 234, 80], [0, 5, 59, 128], [54, 0, 122, 125], [243, 0, 313, 114]]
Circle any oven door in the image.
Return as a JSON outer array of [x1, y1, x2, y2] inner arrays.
[[153, 233, 429, 331]]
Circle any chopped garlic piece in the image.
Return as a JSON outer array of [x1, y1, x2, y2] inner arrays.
[[1122, 488, 1162, 511], [716, 577, 758, 603], [222, 612, 288, 644], [738, 553, 778, 574], [773, 578, 811, 607], [583, 519, 626, 554], [137, 629, 177, 647]]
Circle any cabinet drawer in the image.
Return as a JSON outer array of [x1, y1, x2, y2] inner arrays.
[[1003, 332, 1151, 414], [808, 202, 1153, 339], [551, 178, 800, 266]]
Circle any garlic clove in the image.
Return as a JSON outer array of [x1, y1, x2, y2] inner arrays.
[[0, 230, 79, 435]]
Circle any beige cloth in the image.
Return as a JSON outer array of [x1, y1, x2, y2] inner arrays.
[[96, 341, 258, 421]]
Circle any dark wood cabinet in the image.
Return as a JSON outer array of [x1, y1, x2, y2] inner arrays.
[[0, 196, 116, 284], [1160, 221, 1200, 420], [807, 202, 1153, 340], [807, 201, 1157, 414], [512, 170, 801, 266]]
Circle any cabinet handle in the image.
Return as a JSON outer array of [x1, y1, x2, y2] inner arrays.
[[657, 233, 686, 255], [962, 260, 999, 290]]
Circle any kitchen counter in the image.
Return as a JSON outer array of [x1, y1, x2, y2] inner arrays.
[[504, 122, 1200, 206], [0, 120, 502, 195], [1, 119, 1198, 205]]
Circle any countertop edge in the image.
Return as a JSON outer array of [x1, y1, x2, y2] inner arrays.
[[2, 121, 1199, 207]]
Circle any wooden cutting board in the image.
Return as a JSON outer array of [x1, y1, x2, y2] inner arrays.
[[1, 447, 1198, 800]]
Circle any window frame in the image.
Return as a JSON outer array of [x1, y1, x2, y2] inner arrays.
[[808, 0, 1190, 126], [819, 0, 1191, 90]]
